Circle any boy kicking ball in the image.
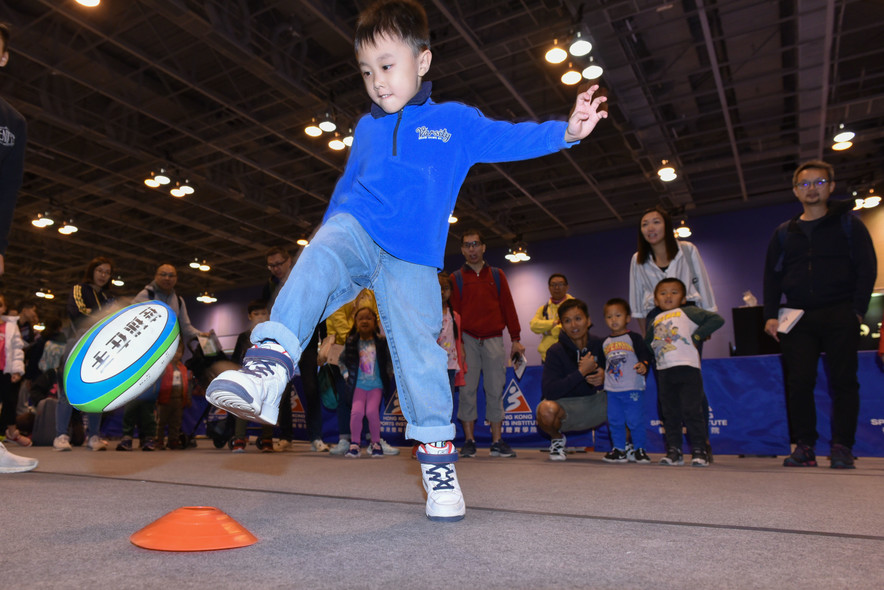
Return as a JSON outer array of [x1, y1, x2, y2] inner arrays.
[[207, 0, 607, 521]]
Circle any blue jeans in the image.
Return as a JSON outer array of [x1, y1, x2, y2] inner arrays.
[[56, 376, 102, 438], [252, 214, 454, 443], [607, 389, 646, 450]]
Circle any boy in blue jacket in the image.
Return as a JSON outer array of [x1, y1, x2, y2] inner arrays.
[[207, 0, 608, 521]]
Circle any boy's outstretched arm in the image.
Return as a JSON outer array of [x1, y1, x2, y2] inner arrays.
[[564, 84, 608, 143]]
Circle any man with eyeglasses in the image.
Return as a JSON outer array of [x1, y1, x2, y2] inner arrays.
[[529, 273, 574, 363], [449, 229, 524, 459], [763, 160, 876, 469], [134, 264, 207, 343]]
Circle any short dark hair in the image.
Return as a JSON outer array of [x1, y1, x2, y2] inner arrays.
[[82, 256, 115, 285], [247, 299, 268, 314], [0, 23, 10, 53], [265, 246, 290, 261], [557, 297, 588, 320], [355, 0, 430, 55], [636, 205, 679, 265], [793, 160, 834, 186], [654, 277, 686, 296], [17, 299, 37, 312], [548, 273, 568, 286], [438, 271, 452, 289], [604, 298, 631, 316], [461, 228, 484, 244]]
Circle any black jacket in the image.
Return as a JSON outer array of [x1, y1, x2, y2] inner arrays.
[[339, 332, 395, 406], [541, 330, 605, 401], [763, 199, 877, 320]]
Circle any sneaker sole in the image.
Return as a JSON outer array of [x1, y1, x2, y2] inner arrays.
[[0, 461, 38, 473], [207, 382, 279, 426], [603, 458, 629, 463], [53, 447, 72, 452]]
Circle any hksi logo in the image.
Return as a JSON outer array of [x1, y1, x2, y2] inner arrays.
[[503, 380, 532, 413], [384, 391, 403, 415], [291, 393, 305, 413], [415, 126, 451, 143]]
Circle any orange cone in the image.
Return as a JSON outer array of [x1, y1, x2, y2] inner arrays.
[[130, 506, 258, 551]]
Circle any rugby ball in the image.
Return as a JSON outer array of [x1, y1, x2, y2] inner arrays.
[[64, 300, 181, 412]]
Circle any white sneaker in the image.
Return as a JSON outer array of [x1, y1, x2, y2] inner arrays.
[[206, 341, 294, 425], [53, 434, 73, 452], [0, 442, 38, 473], [87, 435, 109, 451], [416, 441, 465, 521], [549, 436, 566, 461], [274, 439, 292, 452], [329, 438, 351, 455], [379, 438, 400, 455], [311, 439, 329, 452]]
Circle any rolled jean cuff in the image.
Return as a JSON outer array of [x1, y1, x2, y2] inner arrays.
[[250, 321, 303, 361], [406, 422, 456, 445]]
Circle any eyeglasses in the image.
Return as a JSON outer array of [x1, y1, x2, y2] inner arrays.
[[462, 241, 482, 249], [157, 272, 177, 278], [549, 282, 567, 288], [794, 178, 830, 190], [267, 260, 289, 270]]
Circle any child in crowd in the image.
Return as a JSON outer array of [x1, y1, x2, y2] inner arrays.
[[537, 298, 606, 461], [155, 341, 192, 450], [646, 278, 724, 467], [0, 293, 29, 447], [601, 298, 651, 464], [206, 0, 607, 520], [436, 272, 465, 396], [341, 307, 394, 457], [230, 300, 270, 453]]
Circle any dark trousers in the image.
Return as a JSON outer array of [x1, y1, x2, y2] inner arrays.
[[0, 373, 17, 430], [657, 365, 706, 451], [299, 328, 322, 441], [779, 302, 860, 448]]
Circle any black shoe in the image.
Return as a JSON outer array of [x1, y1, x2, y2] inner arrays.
[[783, 443, 817, 467], [116, 438, 133, 451], [632, 448, 652, 464], [490, 439, 516, 458], [460, 439, 477, 458], [603, 448, 629, 463], [660, 447, 684, 466], [829, 444, 855, 469], [691, 448, 709, 467]]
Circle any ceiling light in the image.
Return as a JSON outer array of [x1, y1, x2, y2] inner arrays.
[[76, 0, 100, 6], [180, 179, 195, 195], [674, 219, 692, 238], [58, 220, 79, 235], [328, 133, 346, 151], [33, 322, 46, 332], [31, 212, 55, 228], [343, 129, 354, 147], [318, 112, 336, 133], [305, 119, 322, 137], [832, 141, 853, 151], [569, 31, 592, 57], [190, 259, 201, 269], [154, 168, 171, 185], [296, 237, 309, 246], [36, 288, 55, 299], [170, 182, 186, 197], [448, 214, 458, 224], [561, 64, 583, 86], [582, 57, 603, 80], [144, 174, 160, 188], [863, 195, 881, 208], [658, 160, 677, 182], [196, 291, 217, 304], [545, 40, 568, 64], [198, 261, 211, 272], [111, 275, 125, 287], [833, 123, 855, 144], [506, 240, 531, 263]]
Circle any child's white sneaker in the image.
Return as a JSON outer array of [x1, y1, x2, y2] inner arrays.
[[416, 441, 465, 522], [53, 434, 72, 452], [0, 442, 38, 473], [206, 341, 294, 425]]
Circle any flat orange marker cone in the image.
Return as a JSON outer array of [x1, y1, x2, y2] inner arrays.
[[130, 506, 257, 551]]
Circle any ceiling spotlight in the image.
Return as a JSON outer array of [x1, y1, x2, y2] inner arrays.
[[674, 219, 692, 238], [36, 288, 55, 299], [31, 212, 55, 228], [569, 31, 592, 57], [448, 214, 458, 224], [58, 220, 79, 235], [545, 39, 568, 64], [198, 260, 211, 272], [296, 236, 309, 246], [305, 119, 323, 137], [561, 63, 583, 86], [506, 240, 531, 263], [318, 112, 336, 133], [154, 168, 171, 185], [180, 179, 195, 195], [658, 160, 677, 182], [328, 133, 346, 151], [582, 57, 603, 80], [832, 141, 853, 151], [33, 322, 46, 332], [76, 0, 100, 6], [343, 129, 354, 147], [189, 258, 201, 269], [196, 291, 217, 304], [111, 275, 125, 287], [833, 123, 855, 144], [170, 182, 186, 197], [144, 174, 160, 188]]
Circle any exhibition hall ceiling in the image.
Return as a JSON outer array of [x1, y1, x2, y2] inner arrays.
[[1, 0, 882, 308]]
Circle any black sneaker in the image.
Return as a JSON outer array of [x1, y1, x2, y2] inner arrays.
[[632, 448, 652, 464], [489, 439, 516, 458], [603, 448, 629, 463], [460, 439, 477, 458], [660, 447, 684, 466], [691, 448, 709, 467], [783, 443, 817, 467], [829, 444, 856, 469], [116, 437, 133, 451]]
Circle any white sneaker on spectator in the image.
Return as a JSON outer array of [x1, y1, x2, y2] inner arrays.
[[329, 438, 350, 455], [0, 442, 38, 473], [274, 440, 292, 452], [416, 441, 465, 521], [53, 434, 73, 452], [87, 435, 108, 451], [311, 439, 330, 452], [549, 436, 566, 461], [379, 438, 399, 455], [206, 341, 294, 425]]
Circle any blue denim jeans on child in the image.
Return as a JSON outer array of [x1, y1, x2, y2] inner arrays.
[[251, 213, 455, 444]]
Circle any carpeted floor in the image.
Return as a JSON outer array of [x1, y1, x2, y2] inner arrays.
[[5, 440, 883, 589]]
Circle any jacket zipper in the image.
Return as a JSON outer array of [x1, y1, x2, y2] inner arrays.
[[392, 110, 402, 156]]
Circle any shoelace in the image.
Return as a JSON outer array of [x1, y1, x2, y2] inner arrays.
[[425, 464, 456, 491], [241, 358, 279, 378], [551, 440, 565, 453]]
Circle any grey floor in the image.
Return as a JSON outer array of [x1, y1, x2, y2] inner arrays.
[[6, 440, 883, 589]]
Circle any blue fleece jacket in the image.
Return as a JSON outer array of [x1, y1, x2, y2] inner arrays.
[[323, 82, 575, 268]]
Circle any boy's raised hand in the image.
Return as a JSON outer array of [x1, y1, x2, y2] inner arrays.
[[564, 84, 608, 143]]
